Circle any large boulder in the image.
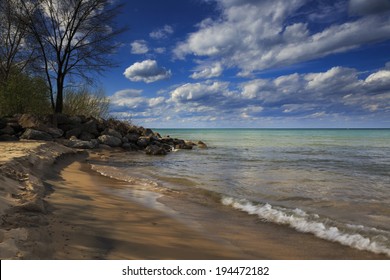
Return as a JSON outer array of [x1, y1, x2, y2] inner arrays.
[[18, 114, 44, 129], [122, 142, 139, 151], [102, 128, 122, 139], [98, 135, 122, 147], [82, 119, 99, 136], [160, 137, 174, 145], [52, 114, 81, 125], [125, 133, 140, 143], [145, 145, 167, 155], [79, 131, 94, 141], [7, 122, 23, 134], [0, 125, 15, 135], [45, 127, 64, 138], [20, 129, 53, 141], [65, 127, 82, 139], [143, 128, 154, 137], [18, 114, 63, 138], [136, 136, 150, 149]]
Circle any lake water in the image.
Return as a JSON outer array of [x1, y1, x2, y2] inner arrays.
[[91, 129, 390, 257]]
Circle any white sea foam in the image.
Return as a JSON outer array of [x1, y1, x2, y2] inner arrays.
[[90, 164, 159, 189], [222, 196, 390, 257]]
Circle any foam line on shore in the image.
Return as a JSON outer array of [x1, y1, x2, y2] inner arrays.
[[221, 196, 390, 257], [90, 164, 160, 189]]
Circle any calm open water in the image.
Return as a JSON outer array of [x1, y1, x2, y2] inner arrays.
[[92, 129, 390, 256]]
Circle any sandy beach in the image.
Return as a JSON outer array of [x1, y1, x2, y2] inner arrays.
[[0, 141, 388, 260]]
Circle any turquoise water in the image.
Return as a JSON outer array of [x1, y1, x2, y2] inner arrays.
[[93, 129, 390, 256]]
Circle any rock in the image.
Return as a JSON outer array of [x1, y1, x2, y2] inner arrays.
[[0, 125, 15, 135], [51, 113, 71, 125], [136, 136, 150, 149], [82, 119, 99, 136], [0, 118, 6, 129], [91, 139, 99, 148], [0, 134, 18, 141], [102, 128, 122, 139], [185, 140, 197, 146], [125, 133, 140, 143], [122, 143, 139, 151], [7, 122, 22, 133], [20, 129, 53, 141], [20, 199, 46, 213], [175, 143, 193, 150], [145, 145, 168, 155], [18, 114, 45, 130], [18, 114, 62, 137], [162, 143, 173, 152], [160, 137, 174, 145], [65, 127, 82, 139], [79, 131, 94, 141], [96, 118, 107, 132], [144, 128, 154, 137], [197, 141, 208, 149], [46, 127, 63, 138], [58, 123, 77, 132], [64, 139, 96, 149], [98, 144, 112, 149], [98, 135, 122, 147]]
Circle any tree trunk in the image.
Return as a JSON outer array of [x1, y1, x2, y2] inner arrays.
[[55, 76, 64, 113]]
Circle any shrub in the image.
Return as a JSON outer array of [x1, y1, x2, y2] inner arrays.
[[63, 87, 110, 119], [0, 72, 51, 116]]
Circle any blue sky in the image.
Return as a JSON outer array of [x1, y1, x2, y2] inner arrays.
[[101, 0, 390, 128]]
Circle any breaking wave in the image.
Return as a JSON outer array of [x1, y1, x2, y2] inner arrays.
[[222, 196, 390, 257]]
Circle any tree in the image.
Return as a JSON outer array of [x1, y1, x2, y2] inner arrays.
[[19, 0, 124, 113], [0, 0, 36, 85]]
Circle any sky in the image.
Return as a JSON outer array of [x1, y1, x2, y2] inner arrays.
[[100, 0, 390, 128]]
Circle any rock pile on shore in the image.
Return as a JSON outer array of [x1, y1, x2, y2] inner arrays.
[[0, 114, 207, 155]]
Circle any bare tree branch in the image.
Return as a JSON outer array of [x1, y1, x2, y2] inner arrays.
[[18, 0, 125, 113]]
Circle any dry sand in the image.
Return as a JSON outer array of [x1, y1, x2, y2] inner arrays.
[[0, 141, 76, 259], [0, 141, 388, 260]]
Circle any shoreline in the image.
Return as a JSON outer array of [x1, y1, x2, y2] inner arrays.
[[0, 141, 389, 259]]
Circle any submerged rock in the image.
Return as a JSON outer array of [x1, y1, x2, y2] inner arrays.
[[197, 141, 208, 149]]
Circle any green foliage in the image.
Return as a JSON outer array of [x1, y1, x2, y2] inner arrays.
[[0, 72, 51, 116], [63, 87, 110, 119]]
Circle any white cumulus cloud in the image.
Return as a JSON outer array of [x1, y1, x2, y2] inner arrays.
[[190, 62, 223, 79], [150, 25, 174, 39], [130, 40, 149, 54], [124, 60, 172, 83], [174, 0, 390, 76]]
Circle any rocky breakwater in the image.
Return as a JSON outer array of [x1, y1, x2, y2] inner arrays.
[[0, 114, 207, 155]]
